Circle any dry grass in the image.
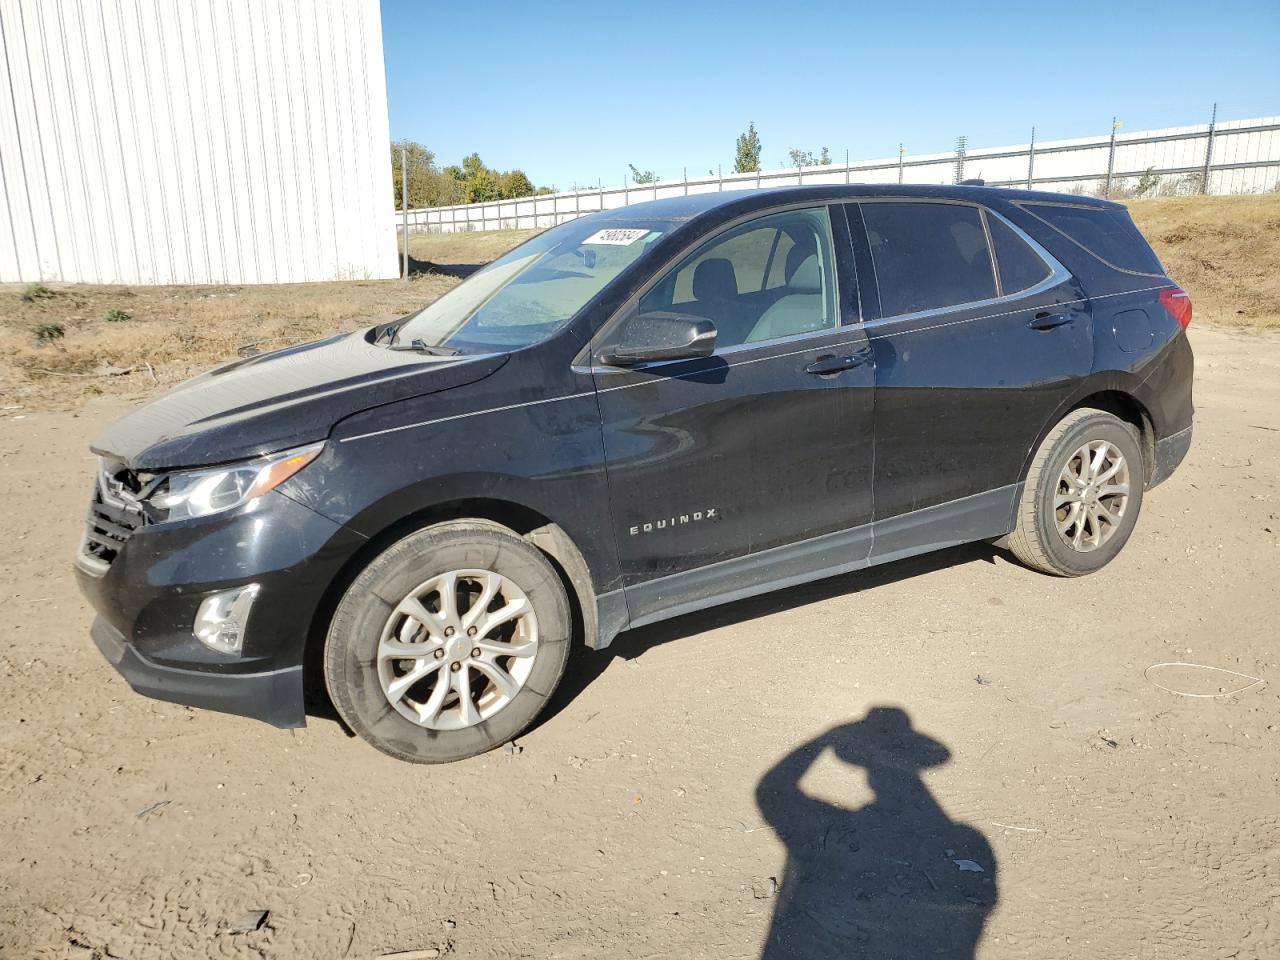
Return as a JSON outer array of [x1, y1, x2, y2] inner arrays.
[[1127, 193, 1280, 330], [0, 274, 456, 408], [2, 198, 1275, 411], [404, 228, 539, 266]]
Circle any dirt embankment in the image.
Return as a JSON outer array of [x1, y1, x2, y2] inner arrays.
[[1127, 194, 1280, 330]]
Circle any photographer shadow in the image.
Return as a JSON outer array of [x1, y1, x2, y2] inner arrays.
[[756, 707, 997, 959]]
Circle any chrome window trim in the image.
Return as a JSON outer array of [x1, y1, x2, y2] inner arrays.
[[978, 208, 1002, 297], [852, 200, 1071, 334]]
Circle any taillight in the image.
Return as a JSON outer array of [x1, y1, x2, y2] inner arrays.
[[1159, 287, 1193, 329]]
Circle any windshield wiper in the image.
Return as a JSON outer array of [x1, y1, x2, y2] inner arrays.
[[389, 338, 460, 356], [375, 322, 400, 345]]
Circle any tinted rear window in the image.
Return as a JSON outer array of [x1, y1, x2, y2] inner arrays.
[[988, 215, 1052, 294], [1019, 203, 1164, 275], [861, 202, 997, 316]]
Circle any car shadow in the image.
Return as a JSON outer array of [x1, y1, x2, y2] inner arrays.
[[400, 251, 485, 280], [536, 540, 1002, 731], [755, 708, 997, 958]]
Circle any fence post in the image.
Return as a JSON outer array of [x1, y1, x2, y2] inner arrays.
[[1105, 117, 1120, 198], [400, 146, 408, 279], [718, 164, 722, 192], [623, 170, 628, 207], [1026, 126, 1036, 189], [845, 149, 850, 184], [683, 167, 688, 196], [1201, 102, 1217, 195], [898, 144, 904, 184]]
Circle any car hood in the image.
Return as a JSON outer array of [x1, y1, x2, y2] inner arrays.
[[91, 331, 509, 470]]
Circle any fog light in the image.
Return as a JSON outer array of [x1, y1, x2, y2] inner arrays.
[[193, 584, 260, 655]]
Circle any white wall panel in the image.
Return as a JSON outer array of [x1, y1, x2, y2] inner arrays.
[[0, 0, 397, 284]]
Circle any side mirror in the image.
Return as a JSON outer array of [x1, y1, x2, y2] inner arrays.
[[598, 312, 717, 366]]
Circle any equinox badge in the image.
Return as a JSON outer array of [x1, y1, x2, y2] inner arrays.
[[630, 509, 718, 536]]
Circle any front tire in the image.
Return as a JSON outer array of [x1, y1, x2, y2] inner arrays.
[[1008, 408, 1145, 576], [324, 519, 572, 763]]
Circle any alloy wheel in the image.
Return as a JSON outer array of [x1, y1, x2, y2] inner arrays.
[[1054, 440, 1131, 552], [377, 569, 539, 730]]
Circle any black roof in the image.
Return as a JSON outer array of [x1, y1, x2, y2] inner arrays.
[[593, 183, 1121, 223]]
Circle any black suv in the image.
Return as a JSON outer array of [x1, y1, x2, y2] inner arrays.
[[75, 185, 1194, 762]]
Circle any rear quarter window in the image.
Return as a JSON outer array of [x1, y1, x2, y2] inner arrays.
[[987, 214, 1052, 294], [1018, 203, 1164, 276]]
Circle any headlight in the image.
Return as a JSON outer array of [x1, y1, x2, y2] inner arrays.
[[149, 443, 323, 521]]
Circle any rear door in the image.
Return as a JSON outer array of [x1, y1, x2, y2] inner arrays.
[[848, 200, 1093, 530], [588, 204, 875, 620]]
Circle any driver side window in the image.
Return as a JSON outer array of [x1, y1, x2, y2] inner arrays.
[[639, 207, 838, 350]]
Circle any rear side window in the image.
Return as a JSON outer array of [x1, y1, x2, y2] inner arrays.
[[987, 215, 1052, 294], [861, 202, 996, 316], [1018, 203, 1164, 275]]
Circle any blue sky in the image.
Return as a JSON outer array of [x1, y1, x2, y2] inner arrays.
[[380, 0, 1280, 190]]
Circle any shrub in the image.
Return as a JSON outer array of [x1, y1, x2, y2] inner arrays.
[[33, 322, 65, 343], [21, 282, 55, 302], [105, 308, 131, 323]]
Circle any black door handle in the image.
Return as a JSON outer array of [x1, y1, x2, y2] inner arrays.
[[805, 352, 870, 375], [1029, 311, 1073, 330]]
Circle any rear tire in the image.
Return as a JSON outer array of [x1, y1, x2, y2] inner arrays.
[[324, 519, 571, 763], [1008, 408, 1144, 576]]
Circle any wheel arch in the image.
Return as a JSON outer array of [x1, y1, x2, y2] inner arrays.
[[301, 496, 605, 720], [1021, 376, 1156, 488]]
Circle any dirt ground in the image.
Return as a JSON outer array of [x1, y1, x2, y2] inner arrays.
[[0, 320, 1277, 959]]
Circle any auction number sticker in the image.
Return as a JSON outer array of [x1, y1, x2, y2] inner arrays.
[[583, 228, 649, 245]]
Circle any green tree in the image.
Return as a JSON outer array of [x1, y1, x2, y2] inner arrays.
[[464, 168, 501, 203], [787, 146, 832, 168], [391, 143, 550, 207], [461, 152, 487, 180], [390, 140, 469, 207], [735, 123, 762, 173], [498, 169, 536, 199], [390, 140, 437, 208], [628, 163, 659, 185]]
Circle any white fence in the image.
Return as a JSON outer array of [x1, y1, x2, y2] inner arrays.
[[404, 114, 1280, 235], [0, 0, 399, 285]]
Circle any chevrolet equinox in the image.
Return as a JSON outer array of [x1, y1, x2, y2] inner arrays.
[[75, 185, 1194, 762]]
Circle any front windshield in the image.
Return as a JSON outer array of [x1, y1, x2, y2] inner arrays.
[[394, 219, 670, 352]]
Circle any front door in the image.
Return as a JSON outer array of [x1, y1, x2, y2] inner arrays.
[[589, 205, 876, 622]]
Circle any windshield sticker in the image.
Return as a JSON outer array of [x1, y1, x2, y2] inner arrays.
[[583, 228, 650, 246]]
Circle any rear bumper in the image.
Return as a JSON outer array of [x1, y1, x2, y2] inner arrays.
[[1150, 423, 1192, 488], [92, 616, 306, 728]]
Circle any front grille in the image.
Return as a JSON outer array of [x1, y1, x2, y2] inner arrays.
[[81, 462, 146, 570]]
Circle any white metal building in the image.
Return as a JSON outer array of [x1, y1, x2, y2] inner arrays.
[[0, 0, 398, 285]]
